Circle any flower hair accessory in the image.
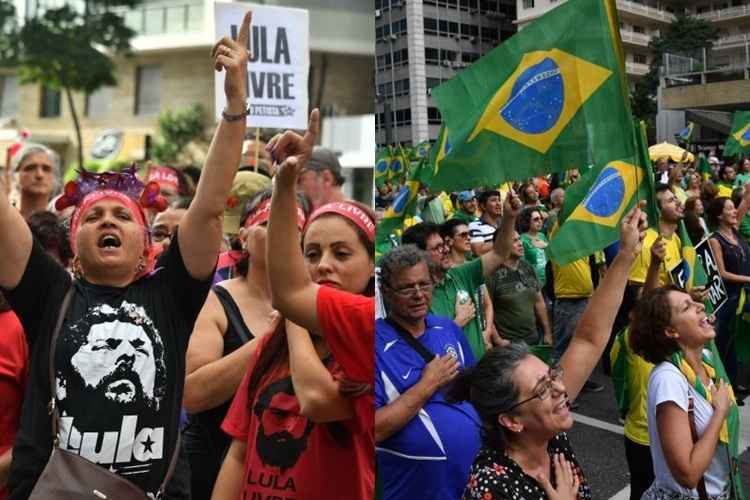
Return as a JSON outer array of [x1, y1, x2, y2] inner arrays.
[[55, 165, 168, 213]]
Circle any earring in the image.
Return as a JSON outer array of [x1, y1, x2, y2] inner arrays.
[[135, 257, 146, 274], [71, 257, 83, 280]]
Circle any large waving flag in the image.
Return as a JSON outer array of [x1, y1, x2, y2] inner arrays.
[[547, 121, 657, 265], [387, 145, 406, 181], [724, 111, 750, 158], [670, 221, 708, 290], [429, 0, 632, 192]]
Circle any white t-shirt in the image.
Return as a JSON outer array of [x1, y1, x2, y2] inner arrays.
[[647, 362, 730, 497], [468, 218, 497, 245]]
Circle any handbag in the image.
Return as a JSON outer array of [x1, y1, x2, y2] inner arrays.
[[28, 287, 181, 500]]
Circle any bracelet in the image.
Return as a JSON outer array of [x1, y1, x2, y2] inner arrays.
[[222, 106, 249, 122]]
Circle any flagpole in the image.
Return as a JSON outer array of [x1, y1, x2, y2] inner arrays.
[[254, 127, 261, 172]]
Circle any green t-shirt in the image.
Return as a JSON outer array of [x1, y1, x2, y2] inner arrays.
[[430, 258, 486, 359], [740, 213, 750, 243], [520, 232, 548, 286], [487, 260, 540, 344], [735, 173, 750, 188]]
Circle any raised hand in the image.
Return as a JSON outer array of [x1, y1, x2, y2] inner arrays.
[[266, 109, 321, 181], [212, 10, 251, 112], [619, 201, 648, 259], [651, 236, 666, 264], [503, 190, 523, 220]]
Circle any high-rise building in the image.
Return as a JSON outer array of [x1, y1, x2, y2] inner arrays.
[[375, 0, 516, 146]]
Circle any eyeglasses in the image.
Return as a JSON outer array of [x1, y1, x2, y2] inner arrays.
[[531, 217, 542, 222], [427, 243, 448, 254], [501, 365, 564, 413], [384, 281, 434, 297], [455, 231, 470, 239]]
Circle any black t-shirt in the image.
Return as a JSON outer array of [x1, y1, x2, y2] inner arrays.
[[5, 233, 211, 499]]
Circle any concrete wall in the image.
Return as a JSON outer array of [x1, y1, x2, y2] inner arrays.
[[662, 79, 750, 110]]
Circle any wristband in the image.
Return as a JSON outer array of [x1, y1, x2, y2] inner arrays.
[[222, 106, 249, 122]]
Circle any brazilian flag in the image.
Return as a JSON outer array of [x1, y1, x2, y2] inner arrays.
[[375, 147, 390, 188], [429, 0, 632, 192], [675, 121, 695, 145], [426, 125, 451, 185], [547, 121, 657, 265], [670, 221, 708, 290], [375, 157, 426, 262], [387, 145, 406, 182], [416, 140, 432, 159], [724, 111, 750, 158]]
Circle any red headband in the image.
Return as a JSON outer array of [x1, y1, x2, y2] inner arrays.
[[305, 202, 375, 242], [244, 197, 306, 231], [147, 166, 180, 191]]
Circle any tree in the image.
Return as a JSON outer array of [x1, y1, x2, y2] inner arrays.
[[631, 11, 719, 131], [151, 104, 207, 165], [0, 0, 140, 171]]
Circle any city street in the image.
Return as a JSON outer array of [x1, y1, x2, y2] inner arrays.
[[569, 368, 750, 499]]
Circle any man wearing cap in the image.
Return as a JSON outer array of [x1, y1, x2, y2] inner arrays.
[[450, 191, 479, 225], [297, 147, 346, 211], [10, 144, 59, 219]]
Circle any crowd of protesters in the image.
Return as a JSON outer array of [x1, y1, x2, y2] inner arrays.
[[0, 11, 374, 500], [374, 146, 750, 499]]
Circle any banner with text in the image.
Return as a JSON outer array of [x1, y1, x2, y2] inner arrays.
[[214, 2, 309, 129], [672, 238, 729, 313]]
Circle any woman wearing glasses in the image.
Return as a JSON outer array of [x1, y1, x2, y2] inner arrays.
[[519, 208, 549, 288], [451, 203, 648, 500]]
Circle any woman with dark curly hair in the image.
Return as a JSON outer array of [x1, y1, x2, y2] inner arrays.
[[629, 285, 742, 500], [450, 203, 647, 500]]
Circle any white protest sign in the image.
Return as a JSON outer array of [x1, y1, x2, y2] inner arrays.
[[214, 2, 309, 129]]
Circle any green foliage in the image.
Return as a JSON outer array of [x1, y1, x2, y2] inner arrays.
[[151, 105, 207, 165], [0, 0, 140, 168], [630, 11, 719, 124]]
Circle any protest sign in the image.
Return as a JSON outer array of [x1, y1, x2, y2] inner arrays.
[[214, 2, 309, 129], [673, 238, 728, 313]]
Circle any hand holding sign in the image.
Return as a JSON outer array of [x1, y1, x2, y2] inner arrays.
[[212, 10, 251, 114]]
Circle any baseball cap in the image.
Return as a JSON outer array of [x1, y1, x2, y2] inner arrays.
[[458, 190, 476, 202], [304, 147, 345, 185], [223, 171, 272, 235]]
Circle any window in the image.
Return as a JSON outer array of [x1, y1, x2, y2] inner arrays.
[[135, 65, 160, 116], [0, 75, 19, 118], [428, 107, 442, 125], [40, 86, 61, 118], [425, 47, 440, 64], [85, 86, 112, 118], [394, 108, 411, 126], [633, 53, 648, 64], [481, 26, 497, 41], [632, 25, 645, 34], [522, 0, 534, 8]]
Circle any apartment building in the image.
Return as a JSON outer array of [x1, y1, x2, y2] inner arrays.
[[375, 0, 516, 146], [0, 0, 374, 192]]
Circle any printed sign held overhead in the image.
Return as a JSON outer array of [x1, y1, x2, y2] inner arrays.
[[214, 2, 309, 129]]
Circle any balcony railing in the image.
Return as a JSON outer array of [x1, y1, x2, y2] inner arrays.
[[620, 29, 651, 46], [713, 33, 750, 48], [696, 5, 750, 22], [626, 61, 650, 75], [122, 1, 203, 36], [616, 0, 675, 22]]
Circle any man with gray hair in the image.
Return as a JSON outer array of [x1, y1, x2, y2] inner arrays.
[[10, 144, 60, 219], [296, 147, 345, 210], [375, 243, 479, 500]]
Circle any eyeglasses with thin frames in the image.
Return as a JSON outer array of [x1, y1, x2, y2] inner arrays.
[[500, 365, 565, 413], [383, 281, 434, 298]]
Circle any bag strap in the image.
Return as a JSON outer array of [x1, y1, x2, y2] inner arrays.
[[47, 285, 182, 497], [687, 395, 710, 500], [386, 319, 435, 364], [48, 287, 74, 445], [213, 285, 253, 344]]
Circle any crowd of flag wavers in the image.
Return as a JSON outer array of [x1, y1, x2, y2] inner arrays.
[[374, 147, 750, 499]]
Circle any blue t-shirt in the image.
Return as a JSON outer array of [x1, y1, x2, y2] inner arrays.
[[375, 315, 481, 500]]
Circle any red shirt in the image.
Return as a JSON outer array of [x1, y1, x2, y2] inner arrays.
[[0, 311, 27, 500], [316, 286, 375, 433], [222, 334, 374, 500]]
